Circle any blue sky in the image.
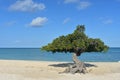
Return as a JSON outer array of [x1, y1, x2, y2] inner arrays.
[[0, 0, 120, 48]]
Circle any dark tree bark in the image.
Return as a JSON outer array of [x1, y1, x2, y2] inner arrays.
[[63, 53, 87, 74]]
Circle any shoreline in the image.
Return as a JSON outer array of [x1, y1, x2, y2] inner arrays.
[[0, 59, 120, 62], [0, 60, 120, 80]]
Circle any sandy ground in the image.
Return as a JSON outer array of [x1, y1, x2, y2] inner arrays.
[[0, 60, 120, 80]]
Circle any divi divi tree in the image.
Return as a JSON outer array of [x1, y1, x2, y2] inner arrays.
[[41, 25, 108, 74]]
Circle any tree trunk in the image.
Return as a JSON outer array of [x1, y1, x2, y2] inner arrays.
[[63, 53, 87, 74]]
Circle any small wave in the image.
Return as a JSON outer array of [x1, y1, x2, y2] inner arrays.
[[118, 61, 120, 63]]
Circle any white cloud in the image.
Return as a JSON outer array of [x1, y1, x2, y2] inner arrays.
[[64, 0, 91, 10], [103, 19, 113, 24], [9, 0, 45, 12], [30, 17, 48, 27], [77, 2, 91, 10], [117, 0, 120, 2], [64, 0, 79, 4], [99, 17, 113, 24], [63, 18, 70, 24], [15, 40, 21, 43], [5, 21, 16, 27]]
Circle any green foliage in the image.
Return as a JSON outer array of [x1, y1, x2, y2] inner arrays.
[[41, 25, 109, 55]]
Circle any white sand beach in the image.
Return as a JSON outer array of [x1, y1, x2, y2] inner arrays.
[[0, 60, 120, 80]]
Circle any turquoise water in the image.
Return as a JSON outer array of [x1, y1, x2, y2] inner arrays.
[[0, 48, 120, 62]]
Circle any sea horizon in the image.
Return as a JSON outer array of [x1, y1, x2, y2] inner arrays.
[[0, 47, 119, 48], [0, 47, 120, 62]]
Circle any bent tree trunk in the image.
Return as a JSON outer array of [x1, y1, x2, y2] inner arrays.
[[63, 53, 87, 74]]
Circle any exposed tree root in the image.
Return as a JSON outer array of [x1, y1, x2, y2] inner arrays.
[[62, 53, 87, 74]]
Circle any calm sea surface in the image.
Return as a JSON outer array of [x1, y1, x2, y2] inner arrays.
[[0, 48, 120, 62]]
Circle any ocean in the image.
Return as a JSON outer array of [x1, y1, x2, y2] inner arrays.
[[0, 48, 120, 62]]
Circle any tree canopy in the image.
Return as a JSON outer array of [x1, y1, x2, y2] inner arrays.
[[41, 25, 108, 56]]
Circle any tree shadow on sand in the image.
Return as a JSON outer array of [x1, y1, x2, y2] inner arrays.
[[49, 62, 97, 68]]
